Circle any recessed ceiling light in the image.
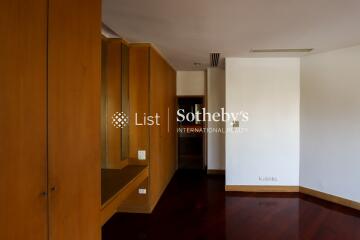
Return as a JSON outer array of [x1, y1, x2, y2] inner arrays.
[[250, 48, 313, 53]]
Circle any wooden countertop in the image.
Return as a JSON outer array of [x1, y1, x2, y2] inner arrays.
[[100, 165, 148, 225]]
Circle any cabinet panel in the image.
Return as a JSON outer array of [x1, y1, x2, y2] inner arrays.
[[129, 46, 150, 165], [48, 0, 101, 239], [0, 0, 48, 239], [102, 40, 122, 168], [149, 48, 164, 205], [149, 48, 177, 208]]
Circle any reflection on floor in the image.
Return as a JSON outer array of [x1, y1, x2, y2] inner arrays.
[[102, 170, 360, 240]]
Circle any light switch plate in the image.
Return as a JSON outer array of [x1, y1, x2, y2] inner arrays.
[[138, 150, 146, 160], [232, 120, 240, 128], [138, 188, 147, 194]]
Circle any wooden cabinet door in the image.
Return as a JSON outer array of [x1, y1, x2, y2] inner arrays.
[[47, 0, 101, 239], [148, 48, 177, 208], [0, 0, 48, 239], [102, 40, 122, 168]]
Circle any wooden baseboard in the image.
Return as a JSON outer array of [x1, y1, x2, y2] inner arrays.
[[225, 185, 359, 211], [207, 169, 225, 175], [299, 186, 360, 211], [225, 185, 299, 192]]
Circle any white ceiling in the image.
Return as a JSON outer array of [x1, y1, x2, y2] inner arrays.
[[102, 0, 360, 70]]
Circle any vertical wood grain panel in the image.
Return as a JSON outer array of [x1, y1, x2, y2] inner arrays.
[[149, 48, 177, 208], [101, 40, 108, 168], [121, 44, 130, 160], [0, 0, 48, 239], [168, 66, 177, 180], [102, 39, 122, 168], [129, 46, 150, 165], [149, 48, 162, 205], [48, 0, 101, 239]]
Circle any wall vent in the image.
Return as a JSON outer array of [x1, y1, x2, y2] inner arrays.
[[210, 53, 220, 67]]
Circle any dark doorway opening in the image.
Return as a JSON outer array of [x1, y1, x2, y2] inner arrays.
[[177, 96, 205, 170]]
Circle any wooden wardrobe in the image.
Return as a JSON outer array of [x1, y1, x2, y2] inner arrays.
[[99, 40, 176, 219], [0, 0, 101, 239], [118, 44, 177, 213]]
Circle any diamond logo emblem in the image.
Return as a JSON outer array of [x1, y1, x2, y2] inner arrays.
[[112, 112, 129, 128]]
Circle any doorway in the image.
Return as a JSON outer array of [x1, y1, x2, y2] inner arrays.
[[177, 96, 205, 170]]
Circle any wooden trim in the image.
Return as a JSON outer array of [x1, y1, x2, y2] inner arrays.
[[129, 42, 152, 48], [204, 70, 208, 170], [225, 185, 299, 192], [207, 169, 225, 175], [299, 186, 360, 211], [100, 167, 149, 225], [129, 43, 176, 70], [176, 95, 205, 98], [101, 37, 129, 45], [225, 185, 360, 211]]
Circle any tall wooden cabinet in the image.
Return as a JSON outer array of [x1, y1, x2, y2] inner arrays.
[[0, 0, 101, 239], [118, 44, 177, 213], [148, 47, 177, 209]]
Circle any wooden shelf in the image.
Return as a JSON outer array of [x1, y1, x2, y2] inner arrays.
[[101, 165, 148, 225], [118, 177, 151, 213]]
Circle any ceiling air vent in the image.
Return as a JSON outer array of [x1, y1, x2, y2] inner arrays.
[[210, 53, 220, 67], [250, 48, 313, 53]]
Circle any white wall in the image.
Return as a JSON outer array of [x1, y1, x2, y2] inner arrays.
[[176, 71, 205, 96], [207, 68, 225, 170], [300, 45, 360, 202], [226, 58, 300, 186]]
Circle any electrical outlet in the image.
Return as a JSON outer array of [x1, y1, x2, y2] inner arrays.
[[138, 188, 147, 195], [259, 176, 278, 182], [138, 150, 146, 160]]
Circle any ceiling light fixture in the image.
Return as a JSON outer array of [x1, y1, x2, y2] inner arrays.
[[250, 48, 313, 53]]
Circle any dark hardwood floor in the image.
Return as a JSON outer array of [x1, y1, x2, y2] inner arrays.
[[102, 170, 360, 240]]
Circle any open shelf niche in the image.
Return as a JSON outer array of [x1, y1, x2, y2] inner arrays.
[[100, 38, 150, 225]]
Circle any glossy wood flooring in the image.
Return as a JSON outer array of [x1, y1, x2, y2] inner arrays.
[[102, 170, 360, 240]]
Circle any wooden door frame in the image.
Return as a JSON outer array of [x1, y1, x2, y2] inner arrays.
[[176, 95, 207, 170]]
